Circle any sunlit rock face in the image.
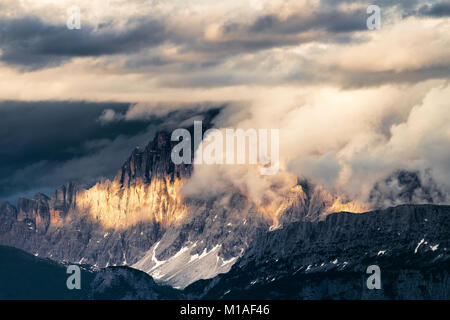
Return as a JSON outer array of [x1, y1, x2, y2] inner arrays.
[[75, 131, 191, 230], [0, 131, 192, 268], [1, 130, 192, 233], [76, 178, 186, 230], [277, 182, 369, 228], [11, 131, 191, 232]]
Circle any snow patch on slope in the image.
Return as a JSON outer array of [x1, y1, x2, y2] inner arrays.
[[133, 242, 239, 289], [415, 238, 425, 254]]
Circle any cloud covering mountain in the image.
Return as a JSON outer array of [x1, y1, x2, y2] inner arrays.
[[0, 0, 449, 207]]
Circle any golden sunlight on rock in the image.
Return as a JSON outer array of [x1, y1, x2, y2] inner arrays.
[[325, 197, 371, 216], [75, 176, 187, 230], [259, 184, 307, 230]]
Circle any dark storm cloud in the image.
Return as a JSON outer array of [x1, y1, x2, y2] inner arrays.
[[0, 101, 158, 202], [2, 131, 157, 204], [123, 7, 369, 77], [0, 101, 223, 204], [191, 7, 369, 55], [418, 2, 450, 17], [0, 16, 167, 70], [333, 64, 450, 88], [248, 9, 367, 35]]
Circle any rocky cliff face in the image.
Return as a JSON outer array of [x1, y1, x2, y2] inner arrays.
[[184, 204, 450, 299], [3, 204, 447, 300], [75, 131, 191, 230]]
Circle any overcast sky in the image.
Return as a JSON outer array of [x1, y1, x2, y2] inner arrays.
[[0, 0, 449, 205]]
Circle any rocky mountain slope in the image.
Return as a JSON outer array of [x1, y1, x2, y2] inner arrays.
[[184, 204, 450, 299], [2, 204, 449, 299]]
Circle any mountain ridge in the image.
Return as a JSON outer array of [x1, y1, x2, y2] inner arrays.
[[183, 204, 450, 299], [1, 204, 448, 299]]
